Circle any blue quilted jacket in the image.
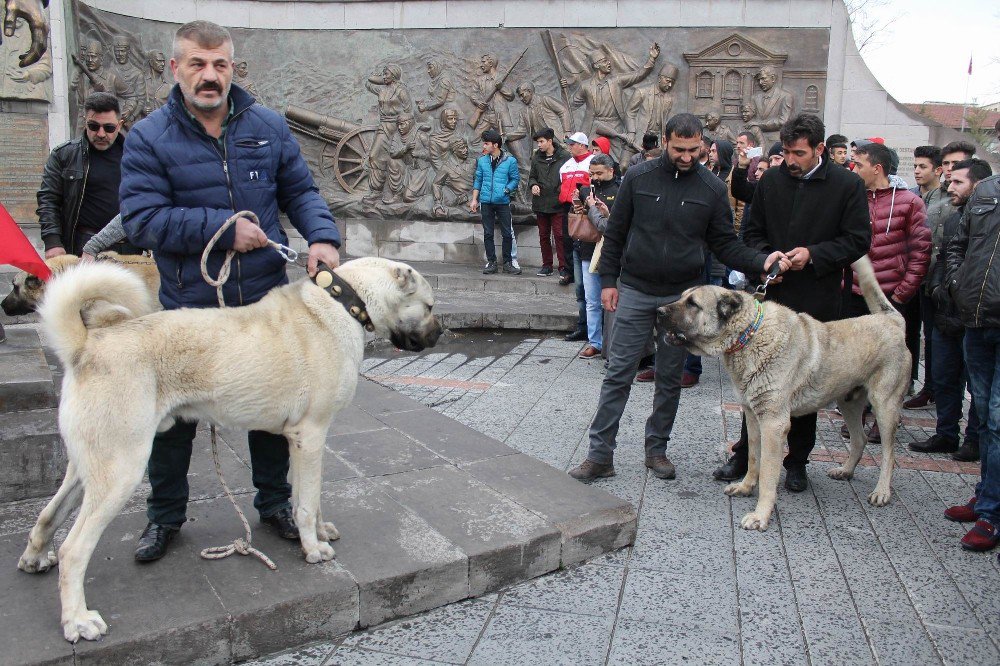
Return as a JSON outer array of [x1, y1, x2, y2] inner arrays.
[[473, 152, 520, 204], [120, 84, 340, 309]]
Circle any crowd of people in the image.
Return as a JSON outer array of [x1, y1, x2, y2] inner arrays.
[[30, 18, 999, 563]]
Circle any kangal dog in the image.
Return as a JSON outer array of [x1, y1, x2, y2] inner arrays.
[[17, 257, 441, 642], [658, 256, 909, 531]]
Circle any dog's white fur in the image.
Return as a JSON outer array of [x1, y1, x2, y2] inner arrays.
[[18, 257, 440, 642]]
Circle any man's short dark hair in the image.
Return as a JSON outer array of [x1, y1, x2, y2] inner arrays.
[[173, 20, 233, 60], [826, 133, 849, 149], [941, 140, 976, 159], [664, 113, 702, 140], [641, 132, 659, 150], [913, 145, 942, 168], [952, 158, 993, 183], [854, 142, 894, 174], [481, 129, 502, 145], [532, 127, 555, 141], [591, 153, 615, 169], [84, 92, 120, 115], [779, 113, 825, 149], [737, 131, 757, 147]]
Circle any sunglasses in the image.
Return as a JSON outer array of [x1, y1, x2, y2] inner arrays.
[[86, 121, 121, 134]]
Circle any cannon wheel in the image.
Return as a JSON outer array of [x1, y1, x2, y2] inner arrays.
[[320, 126, 377, 194]]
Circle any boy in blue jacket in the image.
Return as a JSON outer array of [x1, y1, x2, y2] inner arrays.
[[470, 129, 521, 274]]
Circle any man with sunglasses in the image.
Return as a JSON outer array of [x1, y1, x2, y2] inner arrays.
[[37, 92, 142, 258]]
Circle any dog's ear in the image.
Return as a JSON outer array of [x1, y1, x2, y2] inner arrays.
[[716, 291, 743, 321], [392, 265, 418, 294]]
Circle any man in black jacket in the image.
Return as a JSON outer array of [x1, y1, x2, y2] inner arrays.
[[36, 92, 142, 258], [568, 114, 789, 482], [713, 113, 871, 492], [942, 165, 1000, 554], [528, 128, 571, 277]]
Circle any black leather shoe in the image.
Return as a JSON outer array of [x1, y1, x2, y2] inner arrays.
[[952, 441, 980, 462], [564, 329, 587, 342], [261, 507, 299, 540], [909, 434, 959, 454], [784, 465, 809, 492], [135, 522, 180, 562], [713, 455, 748, 481]]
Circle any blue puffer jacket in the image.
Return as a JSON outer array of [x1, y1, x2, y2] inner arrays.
[[473, 152, 520, 204], [120, 83, 340, 309]]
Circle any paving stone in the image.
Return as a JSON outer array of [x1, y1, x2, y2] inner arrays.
[[356, 378, 428, 415], [321, 477, 468, 627], [469, 605, 613, 666], [326, 427, 447, 478], [926, 624, 1000, 666], [500, 562, 624, 619], [374, 466, 560, 595], [0, 332, 56, 413], [866, 618, 941, 665], [342, 596, 495, 664], [243, 641, 336, 665], [607, 618, 741, 665], [323, 647, 449, 664], [797, 608, 875, 666], [619, 568, 739, 632], [462, 454, 637, 566], [375, 408, 517, 464], [328, 405, 393, 437]]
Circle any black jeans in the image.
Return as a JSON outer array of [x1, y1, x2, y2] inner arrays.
[[146, 419, 292, 526], [919, 292, 935, 393], [730, 414, 819, 469], [931, 327, 980, 444], [480, 203, 513, 264], [903, 295, 921, 383]]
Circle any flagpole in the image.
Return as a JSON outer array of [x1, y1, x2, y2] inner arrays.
[[960, 53, 972, 132]]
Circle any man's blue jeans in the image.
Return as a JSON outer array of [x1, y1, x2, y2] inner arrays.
[[964, 328, 1000, 523], [481, 203, 513, 264], [931, 327, 980, 444], [581, 260, 603, 350]]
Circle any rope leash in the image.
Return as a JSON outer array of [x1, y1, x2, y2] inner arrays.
[[196, 210, 297, 570]]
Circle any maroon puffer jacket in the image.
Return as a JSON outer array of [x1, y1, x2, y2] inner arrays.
[[850, 185, 930, 303]]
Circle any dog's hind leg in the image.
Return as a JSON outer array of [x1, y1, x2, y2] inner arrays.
[[18, 461, 83, 574], [287, 423, 335, 563], [739, 412, 790, 531], [868, 376, 905, 507], [829, 390, 868, 481], [726, 407, 761, 498]]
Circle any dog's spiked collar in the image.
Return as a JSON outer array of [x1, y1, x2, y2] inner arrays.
[[312, 264, 375, 332], [725, 300, 764, 354]]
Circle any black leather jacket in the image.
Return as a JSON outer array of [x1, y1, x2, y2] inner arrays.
[[944, 175, 1000, 329], [36, 133, 125, 251]]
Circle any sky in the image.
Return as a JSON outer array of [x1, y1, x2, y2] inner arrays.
[[855, 0, 999, 106]]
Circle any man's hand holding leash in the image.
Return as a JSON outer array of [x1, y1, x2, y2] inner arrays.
[[307, 242, 340, 275]]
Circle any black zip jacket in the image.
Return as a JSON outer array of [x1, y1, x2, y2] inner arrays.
[[944, 175, 1000, 329], [36, 133, 126, 251], [599, 156, 768, 296], [929, 207, 965, 336], [579, 176, 619, 262], [528, 146, 570, 214]]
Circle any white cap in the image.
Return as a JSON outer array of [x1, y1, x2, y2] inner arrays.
[[565, 131, 589, 145]]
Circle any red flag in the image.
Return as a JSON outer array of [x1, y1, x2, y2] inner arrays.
[[0, 203, 51, 281]]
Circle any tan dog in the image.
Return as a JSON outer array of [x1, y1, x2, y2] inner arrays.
[[17, 257, 441, 642], [1, 252, 160, 316], [658, 256, 909, 531]]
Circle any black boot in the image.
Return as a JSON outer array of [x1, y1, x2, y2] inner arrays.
[[261, 506, 299, 540], [952, 440, 980, 462], [713, 454, 748, 481], [135, 522, 180, 562], [784, 465, 809, 492]]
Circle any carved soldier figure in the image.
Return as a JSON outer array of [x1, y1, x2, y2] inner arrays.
[[562, 43, 660, 162], [142, 50, 170, 116], [506, 82, 572, 143], [626, 62, 678, 146], [386, 112, 432, 203], [72, 39, 127, 131], [749, 65, 794, 144], [740, 103, 766, 149], [364, 63, 414, 205], [111, 35, 145, 128], [234, 58, 260, 97], [429, 105, 463, 169], [470, 52, 515, 134], [432, 138, 472, 217], [704, 111, 738, 144], [416, 58, 456, 115]]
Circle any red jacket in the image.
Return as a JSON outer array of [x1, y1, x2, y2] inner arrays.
[[850, 185, 930, 303]]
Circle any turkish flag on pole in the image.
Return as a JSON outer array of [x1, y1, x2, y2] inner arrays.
[[0, 202, 52, 281]]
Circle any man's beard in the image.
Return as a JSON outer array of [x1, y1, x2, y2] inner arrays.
[[180, 79, 230, 111]]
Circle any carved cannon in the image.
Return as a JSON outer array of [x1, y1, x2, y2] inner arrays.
[[285, 105, 377, 194]]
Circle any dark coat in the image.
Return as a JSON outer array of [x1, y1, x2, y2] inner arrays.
[[37, 133, 126, 251], [742, 157, 871, 322], [579, 176, 619, 262], [528, 146, 570, 214], [929, 208, 965, 336], [120, 84, 340, 310], [944, 175, 1000, 329]]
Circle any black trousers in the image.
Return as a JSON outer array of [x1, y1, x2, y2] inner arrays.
[[903, 295, 922, 383]]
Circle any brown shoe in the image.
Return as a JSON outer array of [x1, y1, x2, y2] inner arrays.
[[635, 368, 655, 383], [578, 345, 601, 359], [680, 372, 699, 388], [645, 455, 676, 479], [902, 389, 934, 409], [568, 459, 616, 481]]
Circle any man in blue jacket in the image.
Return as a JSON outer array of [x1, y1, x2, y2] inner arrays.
[[470, 129, 521, 274], [120, 21, 342, 562]]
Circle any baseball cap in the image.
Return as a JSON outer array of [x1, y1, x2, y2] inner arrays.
[[566, 131, 589, 145]]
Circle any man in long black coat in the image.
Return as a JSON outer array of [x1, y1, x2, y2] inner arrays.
[[713, 113, 871, 491]]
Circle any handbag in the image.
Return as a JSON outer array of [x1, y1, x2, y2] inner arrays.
[[568, 210, 602, 243]]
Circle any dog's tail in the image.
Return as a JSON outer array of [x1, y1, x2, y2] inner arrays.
[[38, 262, 157, 368], [852, 255, 900, 318]]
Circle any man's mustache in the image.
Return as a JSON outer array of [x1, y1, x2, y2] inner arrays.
[[196, 82, 222, 93]]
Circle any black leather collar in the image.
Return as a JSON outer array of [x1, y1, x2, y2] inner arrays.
[[311, 264, 375, 332]]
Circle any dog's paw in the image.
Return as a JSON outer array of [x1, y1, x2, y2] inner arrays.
[[724, 482, 754, 497], [62, 610, 107, 643], [827, 466, 854, 480], [304, 542, 335, 564], [317, 521, 340, 542], [868, 487, 892, 507], [18, 548, 57, 573], [739, 512, 770, 531]]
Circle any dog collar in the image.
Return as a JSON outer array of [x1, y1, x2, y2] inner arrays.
[[725, 300, 764, 354], [312, 265, 375, 332]]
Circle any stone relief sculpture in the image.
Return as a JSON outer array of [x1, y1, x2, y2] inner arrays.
[[704, 112, 738, 144], [234, 58, 260, 98], [431, 138, 471, 218], [1, 15, 51, 101], [111, 35, 146, 127], [363, 63, 414, 206], [142, 49, 169, 115], [0, 0, 48, 67], [71, 39, 127, 129], [428, 106, 465, 169], [506, 81, 572, 144], [469, 51, 519, 135], [415, 58, 455, 115], [739, 104, 766, 148], [749, 65, 794, 144], [626, 63, 678, 145], [385, 112, 432, 204]]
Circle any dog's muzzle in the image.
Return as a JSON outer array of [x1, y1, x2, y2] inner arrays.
[[661, 330, 688, 347], [391, 317, 443, 352], [1, 290, 31, 316]]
